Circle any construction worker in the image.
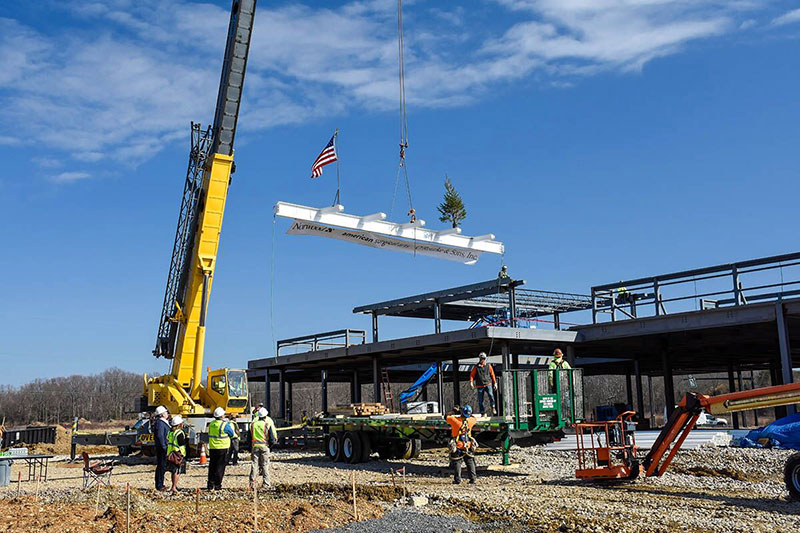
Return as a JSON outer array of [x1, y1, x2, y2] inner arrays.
[[249, 407, 278, 489], [469, 352, 497, 415], [548, 348, 572, 388], [498, 265, 510, 279], [227, 413, 241, 466], [153, 405, 170, 491], [446, 404, 478, 484], [166, 415, 186, 494], [207, 407, 235, 490]]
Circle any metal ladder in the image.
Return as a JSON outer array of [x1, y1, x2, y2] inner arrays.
[[381, 368, 395, 412]]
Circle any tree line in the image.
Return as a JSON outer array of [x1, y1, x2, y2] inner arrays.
[[0, 368, 142, 426]]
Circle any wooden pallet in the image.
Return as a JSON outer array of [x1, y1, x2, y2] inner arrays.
[[328, 402, 389, 416]]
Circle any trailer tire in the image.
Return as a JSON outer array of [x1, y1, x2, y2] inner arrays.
[[784, 452, 800, 501], [395, 439, 413, 460], [342, 431, 363, 464], [359, 432, 373, 462], [378, 444, 393, 460], [410, 438, 422, 459], [325, 432, 344, 462]]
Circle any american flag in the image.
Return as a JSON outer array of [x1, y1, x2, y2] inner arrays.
[[311, 132, 338, 178]]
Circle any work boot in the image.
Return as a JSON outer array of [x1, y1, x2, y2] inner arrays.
[[453, 479, 461, 485], [469, 479, 476, 485]]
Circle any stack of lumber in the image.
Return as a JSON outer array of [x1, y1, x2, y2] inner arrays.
[[328, 402, 389, 416]]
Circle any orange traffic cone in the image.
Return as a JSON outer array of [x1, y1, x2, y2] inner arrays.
[[199, 444, 207, 465]]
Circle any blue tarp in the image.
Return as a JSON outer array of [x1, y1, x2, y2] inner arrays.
[[738, 413, 800, 450], [398, 363, 438, 404]]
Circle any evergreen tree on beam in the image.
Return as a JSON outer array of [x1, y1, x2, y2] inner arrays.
[[437, 175, 467, 228]]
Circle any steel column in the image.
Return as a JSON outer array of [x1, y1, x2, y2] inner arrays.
[[625, 372, 633, 409], [508, 287, 517, 327], [287, 381, 293, 421], [434, 301, 442, 334], [352, 370, 361, 403], [776, 302, 795, 415], [278, 369, 286, 420], [372, 356, 380, 403], [452, 358, 461, 407], [436, 361, 445, 414], [501, 342, 511, 416], [727, 365, 739, 429], [372, 312, 379, 343], [634, 360, 645, 422], [321, 370, 328, 415], [264, 371, 271, 415], [662, 349, 675, 418]]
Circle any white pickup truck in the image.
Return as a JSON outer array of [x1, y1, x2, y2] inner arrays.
[[696, 411, 728, 426]]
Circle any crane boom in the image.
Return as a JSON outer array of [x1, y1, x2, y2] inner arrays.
[[146, 0, 257, 416]]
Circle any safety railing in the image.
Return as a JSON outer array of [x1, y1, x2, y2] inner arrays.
[[277, 329, 366, 356], [591, 251, 800, 323]]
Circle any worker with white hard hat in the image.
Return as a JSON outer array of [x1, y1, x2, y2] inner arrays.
[[249, 407, 278, 489], [207, 406, 235, 490], [166, 415, 186, 494], [153, 405, 170, 491]]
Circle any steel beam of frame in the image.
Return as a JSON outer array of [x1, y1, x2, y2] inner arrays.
[[775, 302, 796, 415], [662, 348, 675, 417], [436, 361, 445, 414], [634, 360, 645, 420], [264, 371, 271, 415], [287, 381, 293, 421], [353, 278, 521, 317], [372, 357, 380, 403], [452, 358, 461, 406], [321, 370, 328, 415], [727, 364, 739, 429], [278, 369, 286, 420]]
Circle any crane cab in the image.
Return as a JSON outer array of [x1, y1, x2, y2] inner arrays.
[[206, 368, 249, 414]]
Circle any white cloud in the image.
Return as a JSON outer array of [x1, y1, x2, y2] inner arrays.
[[772, 8, 800, 26], [49, 171, 92, 183], [0, 0, 782, 174]]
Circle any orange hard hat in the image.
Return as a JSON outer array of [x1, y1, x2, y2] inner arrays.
[[553, 348, 563, 357]]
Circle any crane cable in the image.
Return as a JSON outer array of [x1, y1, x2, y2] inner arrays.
[[391, 0, 413, 220]]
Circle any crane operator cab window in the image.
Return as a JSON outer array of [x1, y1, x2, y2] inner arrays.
[[227, 371, 247, 399], [211, 375, 227, 395]]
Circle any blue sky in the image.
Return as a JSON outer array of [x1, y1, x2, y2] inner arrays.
[[2, 0, 799, 385]]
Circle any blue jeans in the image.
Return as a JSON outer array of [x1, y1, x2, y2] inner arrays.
[[477, 386, 496, 415]]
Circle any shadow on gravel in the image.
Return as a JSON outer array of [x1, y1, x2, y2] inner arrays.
[[273, 453, 529, 479], [543, 479, 800, 515]]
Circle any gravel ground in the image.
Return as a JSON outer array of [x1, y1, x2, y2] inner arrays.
[[2, 444, 799, 532], [313, 508, 485, 532]]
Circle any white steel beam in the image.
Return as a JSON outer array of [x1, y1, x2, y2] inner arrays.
[[274, 201, 504, 255]]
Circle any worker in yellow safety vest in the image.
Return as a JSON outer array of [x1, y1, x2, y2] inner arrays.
[[207, 407, 235, 490], [166, 415, 186, 494], [548, 348, 572, 388], [249, 407, 278, 489]]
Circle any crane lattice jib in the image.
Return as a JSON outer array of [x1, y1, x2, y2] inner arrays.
[[152, 0, 256, 362]]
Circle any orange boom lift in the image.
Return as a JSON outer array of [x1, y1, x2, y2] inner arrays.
[[575, 382, 800, 500]]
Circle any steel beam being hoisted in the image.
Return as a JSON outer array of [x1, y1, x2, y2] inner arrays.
[[274, 201, 504, 264]]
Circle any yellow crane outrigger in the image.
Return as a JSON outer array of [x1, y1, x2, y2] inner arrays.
[[143, 0, 257, 418]]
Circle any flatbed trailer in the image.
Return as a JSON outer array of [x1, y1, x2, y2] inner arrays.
[[312, 368, 584, 465]]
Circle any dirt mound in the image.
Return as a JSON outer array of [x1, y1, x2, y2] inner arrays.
[[0, 488, 383, 532]]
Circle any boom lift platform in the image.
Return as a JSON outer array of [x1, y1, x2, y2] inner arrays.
[[575, 382, 800, 500]]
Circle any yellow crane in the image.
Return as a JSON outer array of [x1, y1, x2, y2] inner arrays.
[[143, 0, 257, 418]]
